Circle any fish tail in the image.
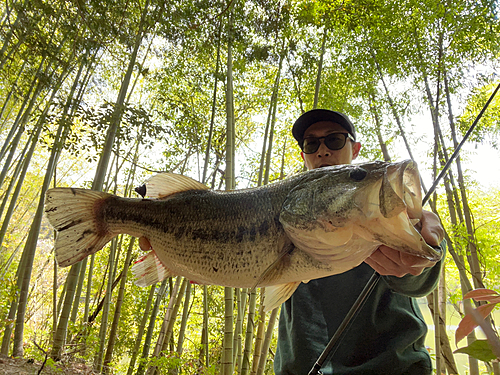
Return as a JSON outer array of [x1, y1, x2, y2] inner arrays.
[[45, 188, 114, 267]]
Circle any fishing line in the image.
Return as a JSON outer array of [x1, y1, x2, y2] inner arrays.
[[308, 81, 500, 375], [422, 81, 500, 205]]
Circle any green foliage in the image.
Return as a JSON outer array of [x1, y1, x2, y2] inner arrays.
[[0, 0, 500, 371], [457, 80, 500, 148], [454, 339, 497, 363], [44, 357, 64, 373], [72, 102, 165, 161], [0, 281, 17, 330]]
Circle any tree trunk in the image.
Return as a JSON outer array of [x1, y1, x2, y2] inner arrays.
[[148, 277, 187, 375], [259, 47, 284, 186], [0, 59, 26, 127], [221, 6, 236, 375], [94, 236, 118, 372], [136, 279, 169, 375], [241, 286, 257, 375], [62, 54, 99, 326], [313, 27, 327, 109], [176, 282, 192, 356], [0, 5, 23, 71], [103, 237, 136, 371], [233, 288, 243, 370], [200, 285, 210, 368], [371, 48, 417, 163], [0, 129, 37, 246], [202, 18, 222, 185], [368, 92, 391, 162], [263, 55, 284, 186], [0, 55, 45, 182], [92, 0, 150, 190], [51, 263, 81, 360], [126, 284, 157, 375], [221, 285, 235, 375], [0, 246, 27, 355], [256, 307, 279, 375], [426, 293, 459, 374], [224, 8, 235, 191], [12, 103, 71, 357], [250, 291, 266, 375]]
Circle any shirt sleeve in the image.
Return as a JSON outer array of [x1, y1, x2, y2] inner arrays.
[[381, 240, 447, 298]]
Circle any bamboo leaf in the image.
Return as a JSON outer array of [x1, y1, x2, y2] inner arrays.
[[455, 303, 498, 344], [454, 340, 497, 362], [464, 288, 500, 302]]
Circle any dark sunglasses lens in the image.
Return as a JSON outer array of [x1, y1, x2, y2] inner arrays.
[[302, 133, 349, 154], [324, 133, 347, 150], [303, 139, 320, 154]]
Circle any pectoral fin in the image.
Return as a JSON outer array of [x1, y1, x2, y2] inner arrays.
[[263, 282, 301, 312], [252, 234, 295, 288], [132, 251, 175, 286]]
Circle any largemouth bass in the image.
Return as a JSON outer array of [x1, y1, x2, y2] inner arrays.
[[44, 160, 441, 310]]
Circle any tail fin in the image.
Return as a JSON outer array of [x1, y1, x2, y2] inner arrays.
[[45, 188, 114, 267]]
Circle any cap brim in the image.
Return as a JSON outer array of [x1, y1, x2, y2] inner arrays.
[[292, 109, 356, 144]]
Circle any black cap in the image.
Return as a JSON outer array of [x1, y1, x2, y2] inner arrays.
[[292, 109, 356, 146]]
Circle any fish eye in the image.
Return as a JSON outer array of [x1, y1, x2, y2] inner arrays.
[[349, 167, 367, 181]]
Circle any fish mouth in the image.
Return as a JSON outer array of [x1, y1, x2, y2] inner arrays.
[[382, 160, 442, 261], [385, 160, 422, 220]]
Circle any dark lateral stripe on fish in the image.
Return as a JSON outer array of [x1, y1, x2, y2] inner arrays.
[[184, 219, 275, 243], [102, 196, 282, 244]]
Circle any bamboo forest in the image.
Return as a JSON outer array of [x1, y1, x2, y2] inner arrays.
[[0, 0, 500, 374]]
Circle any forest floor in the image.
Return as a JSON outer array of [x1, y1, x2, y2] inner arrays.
[[0, 354, 101, 375]]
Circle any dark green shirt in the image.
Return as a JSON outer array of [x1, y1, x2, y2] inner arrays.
[[274, 242, 445, 375]]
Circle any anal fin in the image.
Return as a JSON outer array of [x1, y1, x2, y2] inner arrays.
[[263, 282, 301, 312], [132, 251, 175, 287]]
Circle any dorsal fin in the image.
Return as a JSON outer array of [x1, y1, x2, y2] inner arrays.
[[144, 173, 209, 198]]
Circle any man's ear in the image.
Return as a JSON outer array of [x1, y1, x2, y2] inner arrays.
[[300, 151, 305, 161], [352, 142, 362, 159]]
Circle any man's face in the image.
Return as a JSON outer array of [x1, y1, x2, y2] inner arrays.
[[301, 121, 361, 170]]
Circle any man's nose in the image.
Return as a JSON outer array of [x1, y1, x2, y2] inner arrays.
[[316, 141, 331, 157]]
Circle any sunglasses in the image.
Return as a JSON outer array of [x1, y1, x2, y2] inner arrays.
[[302, 133, 353, 154]]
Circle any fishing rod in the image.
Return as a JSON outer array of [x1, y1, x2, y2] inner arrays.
[[423, 81, 500, 206], [308, 81, 500, 375]]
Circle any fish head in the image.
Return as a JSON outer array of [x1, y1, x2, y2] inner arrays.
[[280, 160, 441, 264]]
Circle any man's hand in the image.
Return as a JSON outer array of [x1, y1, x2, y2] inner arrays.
[[364, 210, 445, 277]]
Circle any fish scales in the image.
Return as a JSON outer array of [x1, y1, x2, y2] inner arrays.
[[49, 177, 320, 287], [44, 160, 442, 310], [103, 188, 283, 245], [101, 180, 331, 287]]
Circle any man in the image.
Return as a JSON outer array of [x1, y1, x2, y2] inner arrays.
[[273, 109, 445, 375]]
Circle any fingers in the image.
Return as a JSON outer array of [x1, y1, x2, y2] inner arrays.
[[365, 246, 435, 277], [419, 210, 445, 247]]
